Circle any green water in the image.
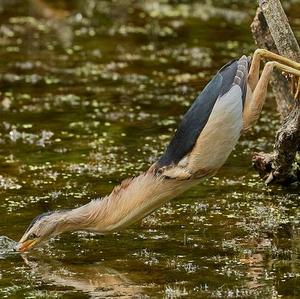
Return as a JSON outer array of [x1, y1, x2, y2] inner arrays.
[[0, 0, 299, 298]]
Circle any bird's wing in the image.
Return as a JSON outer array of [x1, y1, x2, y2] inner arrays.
[[157, 56, 248, 171]]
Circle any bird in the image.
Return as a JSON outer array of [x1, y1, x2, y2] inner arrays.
[[15, 49, 300, 252]]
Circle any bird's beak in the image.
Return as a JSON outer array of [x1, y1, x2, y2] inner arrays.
[[14, 239, 38, 252]]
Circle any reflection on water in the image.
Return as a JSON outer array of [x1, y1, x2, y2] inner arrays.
[[0, 0, 300, 298], [22, 254, 143, 298]]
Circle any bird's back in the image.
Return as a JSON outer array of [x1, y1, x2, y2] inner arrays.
[[156, 55, 249, 178]]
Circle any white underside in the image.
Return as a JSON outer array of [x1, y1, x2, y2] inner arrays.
[[186, 84, 243, 172]]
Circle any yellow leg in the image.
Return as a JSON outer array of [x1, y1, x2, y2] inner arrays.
[[295, 77, 300, 99], [244, 61, 274, 130], [244, 57, 300, 131], [248, 48, 300, 91]]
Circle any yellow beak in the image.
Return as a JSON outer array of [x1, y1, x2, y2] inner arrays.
[[15, 239, 38, 252]]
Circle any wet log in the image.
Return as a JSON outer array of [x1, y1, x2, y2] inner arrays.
[[251, 0, 300, 185]]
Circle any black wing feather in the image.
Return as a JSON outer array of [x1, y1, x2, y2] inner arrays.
[[157, 59, 241, 168]]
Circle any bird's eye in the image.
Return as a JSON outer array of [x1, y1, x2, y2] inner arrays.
[[28, 233, 38, 239]]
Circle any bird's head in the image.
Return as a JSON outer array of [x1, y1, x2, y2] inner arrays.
[[15, 211, 67, 252]]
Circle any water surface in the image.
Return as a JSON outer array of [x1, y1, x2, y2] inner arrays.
[[0, 0, 300, 298]]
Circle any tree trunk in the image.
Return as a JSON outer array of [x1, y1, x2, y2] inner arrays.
[[251, 0, 300, 185]]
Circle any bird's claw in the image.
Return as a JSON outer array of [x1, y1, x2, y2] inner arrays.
[[294, 77, 300, 100], [287, 74, 300, 100]]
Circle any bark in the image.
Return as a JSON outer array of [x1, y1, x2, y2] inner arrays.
[[251, 0, 300, 185]]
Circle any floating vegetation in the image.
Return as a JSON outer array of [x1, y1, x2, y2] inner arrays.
[[0, 175, 21, 190], [0, 0, 299, 298], [7, 128, 54, 147], [165, 284, 189, 298], [142, 2, 248, 23]]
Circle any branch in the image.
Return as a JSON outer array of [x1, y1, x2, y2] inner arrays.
[[251, 0, 300, 185], [259, 0, 300, 60]]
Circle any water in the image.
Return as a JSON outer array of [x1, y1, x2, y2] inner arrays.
[[0, 236, 17, 258], [0, 0, 300, 298]]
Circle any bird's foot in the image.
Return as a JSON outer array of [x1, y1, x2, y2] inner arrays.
[[294, 76, 300, 100], [288, 74, 300, 100]]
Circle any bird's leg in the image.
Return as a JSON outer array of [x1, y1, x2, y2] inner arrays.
[[248, 48, 300, 91], [253, 49, 300, 72], [272, 61, 300, 100], [243, 61, 274, 130], [294, 77, 300, 100], [255, 49, 300, 99], [245, 62, 300, 130], [247, 49, 262, 91], [243, 60, 300, 131], [291, 76, 300, 99]]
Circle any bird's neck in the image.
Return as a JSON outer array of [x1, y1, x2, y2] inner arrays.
[[60, 171, 198, 234]]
